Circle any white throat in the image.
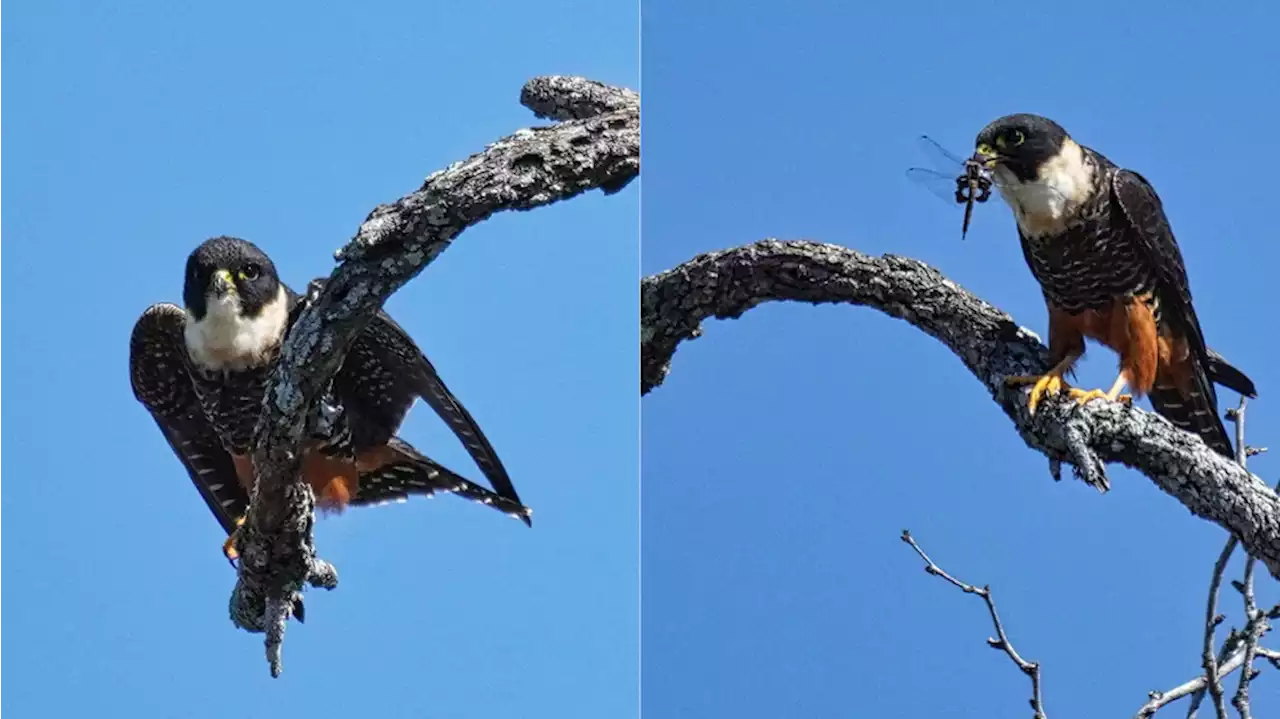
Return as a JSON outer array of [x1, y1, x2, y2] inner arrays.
[[184, 284, 289, 371], [994, 138, 1095, 239]]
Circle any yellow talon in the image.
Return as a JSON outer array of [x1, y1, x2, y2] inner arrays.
[[1069, 388, 1108, 405], [1005, 373, 1069, 416], [223, 515, 247, 564], [1068, 388, 1133, 407]]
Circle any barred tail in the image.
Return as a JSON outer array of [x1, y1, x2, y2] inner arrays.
[[351, 437, 533, 526], [1148, 365, 1235, 458]]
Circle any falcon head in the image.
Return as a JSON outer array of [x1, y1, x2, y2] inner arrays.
[[971, 113, 1098, 237], [182, 236, 290, 371]]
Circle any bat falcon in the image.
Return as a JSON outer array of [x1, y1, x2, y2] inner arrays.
[[130, 236, 532, 560], [970, 114, 1256, 457]]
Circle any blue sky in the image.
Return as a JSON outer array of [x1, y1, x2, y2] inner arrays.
[[3, 2, 636, 717], [642, 1, 1278, 717]]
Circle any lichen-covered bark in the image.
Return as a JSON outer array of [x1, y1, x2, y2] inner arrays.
[[640, 239, 1280, 579], [233, 75, 639, 677]]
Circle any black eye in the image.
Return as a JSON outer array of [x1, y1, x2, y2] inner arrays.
[[240, 264, 260, 281]]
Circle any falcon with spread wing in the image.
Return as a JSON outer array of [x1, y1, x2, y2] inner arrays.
[[130, 236, 531, 561]]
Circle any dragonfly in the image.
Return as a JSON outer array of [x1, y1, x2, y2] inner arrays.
[[905, 135, 994, 240]]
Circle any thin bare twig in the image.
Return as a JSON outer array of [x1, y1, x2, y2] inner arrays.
[[1135, 636, 1276, 717], [1230, 399, 1260, 719], [1136, 603, 1277, 717], [1233, 553, 1261, 719], [901, 530, 1046, 718], [1145, 398, 1280, 719], [1258, 647, 1280, 664], [1191, 399, 1259, 719], [1201, 536, 1236, 718]]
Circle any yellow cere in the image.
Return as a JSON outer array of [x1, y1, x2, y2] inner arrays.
[[975, 143, 997, 167]]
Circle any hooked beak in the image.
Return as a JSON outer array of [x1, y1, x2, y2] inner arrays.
[[210, 269, 237, 298], [971, 143, 1000, 169]]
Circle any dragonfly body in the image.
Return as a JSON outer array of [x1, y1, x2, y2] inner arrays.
[[906, 135, 994, 239]]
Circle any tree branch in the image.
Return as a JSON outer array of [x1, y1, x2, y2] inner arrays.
[[1137, 647, 1269, 718], [1201, 533, 1237, 719], [901, 530, 1046, 718], [1227, 402, 1265, 719], [1233, 554, 1262, 719], [1134, 605, 1276, 717], [1192, 396, 1254, 716], [1196, 399, 1255, 719], [231, 75, 639, 677], [640, 239, 1280, 580]]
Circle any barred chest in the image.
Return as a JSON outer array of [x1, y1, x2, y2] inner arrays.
[[189, 364, 274, 454], [1021, 181, 1159, 315]]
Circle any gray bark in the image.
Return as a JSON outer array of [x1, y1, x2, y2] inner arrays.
[[640, 239, 1280, 580], [232, 75, 639, 677]]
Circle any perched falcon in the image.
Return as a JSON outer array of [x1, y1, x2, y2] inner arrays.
[[971, 114, 1256, 456], [130, 236, 531, 560]]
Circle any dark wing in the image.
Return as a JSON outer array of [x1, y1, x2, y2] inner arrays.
[[335, 308, 525, 511], [1111, 171, 1209, 358], [1014, 228, 1053, 304], [1111, 170, 1238, 456], [351, 437, 531, 524], [283, 280, 523, 511], [129, 303, 249, 534]]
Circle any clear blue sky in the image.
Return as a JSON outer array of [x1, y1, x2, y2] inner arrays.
[[642, 1, 1278, 717], [3, 2, 637, 717]]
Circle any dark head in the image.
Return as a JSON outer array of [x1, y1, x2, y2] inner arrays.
[[973, 114, 1071, 183], [181, 236, 290, 371], [183, 236, 281, 321]]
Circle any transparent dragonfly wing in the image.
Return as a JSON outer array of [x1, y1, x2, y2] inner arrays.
[[905, 167, 963, 204], [905, 134, 999, 240], [914, 134, 969, 171], [905, 135, 970, 205]]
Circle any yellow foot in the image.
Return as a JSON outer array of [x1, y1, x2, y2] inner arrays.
[[1068, 388, 1133, 408], [223, 515, 247, 565], [1005, 373, 1069, 416]]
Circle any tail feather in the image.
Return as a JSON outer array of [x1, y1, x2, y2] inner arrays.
[[1205, 348, 1257, 398], [1148, 365, 1235, 458], [351, 437, 533, 526]]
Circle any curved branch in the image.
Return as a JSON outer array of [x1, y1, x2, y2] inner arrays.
[[640, 239, 1280, 579], [233, 75, 639, 676]]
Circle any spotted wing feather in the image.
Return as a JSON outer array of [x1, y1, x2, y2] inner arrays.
[[351, 438, 530, 523], [335, 308, 525, 511], [283, 281, 524, 515], [129, 303, 250, 534]]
